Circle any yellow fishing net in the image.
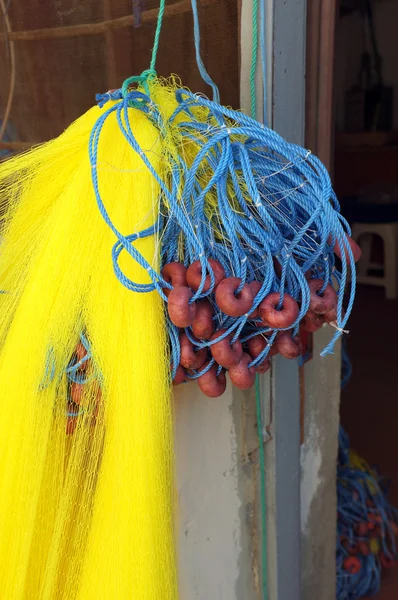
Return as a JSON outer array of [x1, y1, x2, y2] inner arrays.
[[0, 91, 177, 598], [0, 2, 240, 597]]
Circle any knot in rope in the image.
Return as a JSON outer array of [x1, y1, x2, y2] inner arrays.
[[122, 70, 157, 105], [95, 89, 123, 108], [89, 78, 358, 375]]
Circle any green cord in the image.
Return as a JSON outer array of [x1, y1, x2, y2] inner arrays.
[[250, 0, 259, 119], [255, 374, 268, 599], [123, 2, 267, 596], [252, 0, 267, 591], [122, 0, 165, 102], [150, 0, 166, 72]]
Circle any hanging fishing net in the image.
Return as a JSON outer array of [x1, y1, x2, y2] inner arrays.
[[338, 344, 398, 599], [0, 0, 362, 598], [337, 427, 398, 599]]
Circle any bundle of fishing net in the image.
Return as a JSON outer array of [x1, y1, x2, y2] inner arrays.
[[114, 79, 361, 397], [0, 2, 362, 596], [337, 427, 398, 599], [0, 88, 178, 598]]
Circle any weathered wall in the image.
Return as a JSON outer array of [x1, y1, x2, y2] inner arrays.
[[174, 327, 341, 600], [174, 383, 262, 599], [301, 328, 341, 600]]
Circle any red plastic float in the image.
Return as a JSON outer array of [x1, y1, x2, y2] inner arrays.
[[167, 286, 197, 328], [275, 332, 302, 359], [215, 277, 253, 317], [259, 292, 299, 329], [210, 328, 243, 368], [228, 353, 256, 390], [192, 299, 215, 340], [197, 362, 227, 397], [179, 332, 207, 370], [172, 364, 186, 386], [186, 258, 225, 292], [308, 279, 337, 315], [161, 262, 187, 297]]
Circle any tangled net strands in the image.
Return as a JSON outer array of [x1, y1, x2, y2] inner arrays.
[[93, 77, 361, 397], [337, 427, 398, 599], [0, 0, 362, 594], [337, 345, 398, 599], [0, 100, 177, 598]]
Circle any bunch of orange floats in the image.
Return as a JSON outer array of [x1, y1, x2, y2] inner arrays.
[[163, 241, 360, 398], [66, 339, 102, 435]]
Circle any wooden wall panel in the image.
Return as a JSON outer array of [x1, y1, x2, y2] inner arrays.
[[305, 0, 338, 172], [1, 0, 239, 148]]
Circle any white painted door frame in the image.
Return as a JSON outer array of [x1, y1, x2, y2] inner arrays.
[[241, 2, 340, 599], [241, 0, 306, 597], [175, 2, 341, 599]]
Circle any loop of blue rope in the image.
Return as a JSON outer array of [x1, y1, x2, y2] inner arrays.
[[90, 83, 357, 372], [40, 332, 101, 416], [121, 69, 157, 104]]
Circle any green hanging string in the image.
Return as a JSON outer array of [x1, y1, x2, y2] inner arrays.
[[251, 0, 268, 595], [250, 0, 259, 119], [255, 374, 268, 600], [150, 0, 166, 72], [122, 0, 165, 96]]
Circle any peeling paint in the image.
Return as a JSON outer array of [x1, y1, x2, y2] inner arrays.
[[300, 328, 341, 599], [300, 430, 323, 532]]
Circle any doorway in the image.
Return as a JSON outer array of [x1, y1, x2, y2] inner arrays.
[[310, 1, 398, 598]]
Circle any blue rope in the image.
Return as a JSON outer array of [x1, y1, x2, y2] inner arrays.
[[337, 348, 398, 599], [40, 331, 100, 420], [89, 85, 357, 374], [190, 0, 220, 103], [337, 428, 398, 599], [41, 0, 358, 425], [39, 81, 358, 421]]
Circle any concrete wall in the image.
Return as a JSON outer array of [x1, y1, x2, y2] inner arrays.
[[174, 329, 341, 600], [174, 382, 264, 599], [173, 2, 278, 597], [301, 329, 341, 600]]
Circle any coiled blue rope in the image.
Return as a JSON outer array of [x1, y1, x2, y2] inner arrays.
[[337, 349, 398, 599], [41, 80, 357, 421], [90, 82, 357, 380], [42, 0, 357, 429]]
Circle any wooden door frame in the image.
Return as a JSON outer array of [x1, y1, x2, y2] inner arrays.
[[305, 0, 338, 172], [240, 1, 341, 597]]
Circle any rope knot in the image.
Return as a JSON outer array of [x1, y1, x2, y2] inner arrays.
[[95, 89, 123, 108], [122, 70, 157, 102]]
